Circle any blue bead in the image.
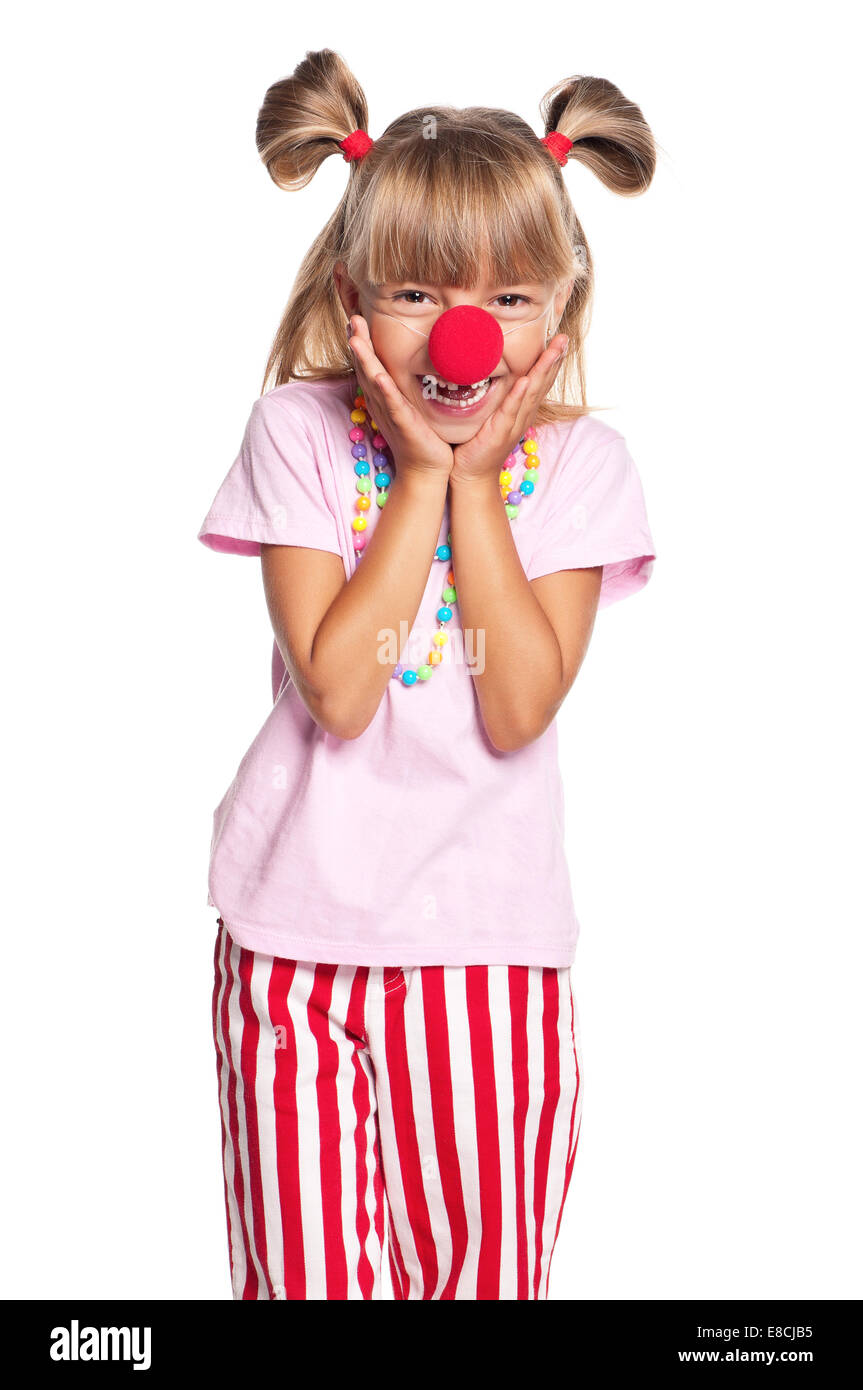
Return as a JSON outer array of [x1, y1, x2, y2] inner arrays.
[[520, 479, 535, 495], [351, 443, 367, 459], [436, 544, 452, 562], [374, 471, 391, 488], [401, 668, 418, 686], [354, 460, 370, 475], [437, 606, 453, 622]]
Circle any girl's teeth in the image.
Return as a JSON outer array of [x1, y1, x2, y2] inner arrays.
[[420, 373, 493, 406]]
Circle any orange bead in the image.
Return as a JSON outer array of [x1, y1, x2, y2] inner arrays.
[[428, 650, 442, 665], [356, 496, 370, 511], [447, 569, 455, 585]]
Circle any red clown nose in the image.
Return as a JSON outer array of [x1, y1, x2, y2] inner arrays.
[[427, 304, 504, 385]]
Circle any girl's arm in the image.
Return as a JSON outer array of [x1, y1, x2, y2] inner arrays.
[[448, 472, 602, 752], [262, 326, 455, 740], [262, 467, 449, 740], [445, 337, 602, 753]]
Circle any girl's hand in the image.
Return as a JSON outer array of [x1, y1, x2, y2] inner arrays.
[[348, 316, 454, 479], [449, 335, 569, 485]]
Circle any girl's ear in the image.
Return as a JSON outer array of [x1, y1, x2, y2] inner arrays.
[[553, 277, 575, 322], [333, 261, 362, 320]]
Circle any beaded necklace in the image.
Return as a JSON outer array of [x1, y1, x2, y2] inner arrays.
[[346, 382, 540, 687]]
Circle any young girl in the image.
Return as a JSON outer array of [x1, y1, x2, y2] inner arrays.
[[198, 48, 657, 1301]]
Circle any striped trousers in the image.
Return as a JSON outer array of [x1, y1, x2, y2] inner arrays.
[[212, 918, 584, 1300]]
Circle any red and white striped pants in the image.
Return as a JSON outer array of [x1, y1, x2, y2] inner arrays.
[[212, 918, 584, 1300]]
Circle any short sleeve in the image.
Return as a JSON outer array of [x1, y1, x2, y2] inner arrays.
[[525, 434, 656, 609], [197, 394, 343, 558]]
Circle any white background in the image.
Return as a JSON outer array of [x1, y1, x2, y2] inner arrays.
[[3, 1, 860, 1300]]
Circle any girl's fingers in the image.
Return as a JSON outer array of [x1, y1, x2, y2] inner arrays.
[[348, 326, 392, 434], [348, 321, 426, 451], [503, 337, 568, 441]]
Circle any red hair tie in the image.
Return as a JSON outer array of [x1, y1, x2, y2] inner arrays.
[[540, 130, 573, 167], [339, 129, 374, 162]]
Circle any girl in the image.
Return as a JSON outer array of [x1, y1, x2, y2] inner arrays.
[[198, 48, 657, 1301]]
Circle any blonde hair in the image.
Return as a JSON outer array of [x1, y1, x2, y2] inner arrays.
[[256, 49, 656, 425]]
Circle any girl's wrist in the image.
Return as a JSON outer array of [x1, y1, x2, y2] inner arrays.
[[393, 461, 452, 495]]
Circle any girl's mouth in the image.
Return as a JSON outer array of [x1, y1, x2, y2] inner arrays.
[[415, 373, 500, 414]]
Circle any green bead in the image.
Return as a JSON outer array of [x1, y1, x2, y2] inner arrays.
[[523, 468, 538, 482], [447, 532, 452, 544], [376, 490, 388, 508], [417, 664, 433, 681], [442, 585, 457, 603], [356, 477, 371, 494], [505, 503, 519, 519]]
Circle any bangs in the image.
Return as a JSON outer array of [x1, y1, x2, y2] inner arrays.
[[346, 126, 578, 291]]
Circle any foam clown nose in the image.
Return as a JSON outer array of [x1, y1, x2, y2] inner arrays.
[[427, 304, 504, 385]]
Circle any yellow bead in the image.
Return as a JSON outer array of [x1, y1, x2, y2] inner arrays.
[[350, 408, 367, 424], [499, 470, 512, 487], [433, 631, 448, 648], [356, 496, 370, 511], [351, 516, 367, 532], [370, 419, 378, 432], [523, 439, 538, 454]]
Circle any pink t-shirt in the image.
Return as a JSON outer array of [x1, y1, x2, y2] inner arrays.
[[197, 376, 655, 966]]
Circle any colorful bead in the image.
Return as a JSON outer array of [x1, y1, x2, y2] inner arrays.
[[437, 606, 453, 622], [417, 665, 433, 681], [436, 544, 451, 562], [350, 408, 367, 424], [401, 669, 418, 686], [356, 477, 371, 494]]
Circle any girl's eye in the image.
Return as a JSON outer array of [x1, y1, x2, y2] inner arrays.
[[393, 290, 432, 305], [494, 294, 530, 309]]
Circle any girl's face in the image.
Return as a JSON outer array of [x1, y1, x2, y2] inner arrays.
[[336, 265, 572, 442]]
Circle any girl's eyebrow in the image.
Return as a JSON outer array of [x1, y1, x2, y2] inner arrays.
[[381, 280, 548, 294]]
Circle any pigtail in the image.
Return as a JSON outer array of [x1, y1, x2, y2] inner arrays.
[[540, 75, 655, 195], [257, 49, 373, 391], [256, 48, 369, 191]]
